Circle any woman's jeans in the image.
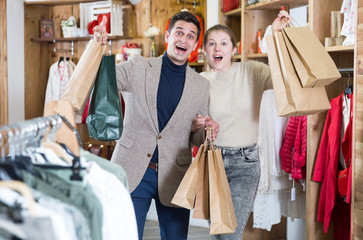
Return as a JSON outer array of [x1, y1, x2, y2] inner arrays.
[[211, 143, 260, 240]]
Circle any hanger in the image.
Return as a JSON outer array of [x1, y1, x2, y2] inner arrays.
[[58, 55, 65, 65], [43, 100, 80, 156], [344, 72, 352, 95], [40, 116, 73, 164], [0, 127, 24, 181], [0, 180, 36, 217]]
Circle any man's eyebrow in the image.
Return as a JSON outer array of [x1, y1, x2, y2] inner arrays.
[[175, 26, 197, 36]]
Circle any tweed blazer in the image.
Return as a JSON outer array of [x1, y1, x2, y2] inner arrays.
[[111, 54, 209, 207]]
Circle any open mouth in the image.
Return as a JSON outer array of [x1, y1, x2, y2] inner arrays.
[[176, 45, 187, 53], [214, 56, 223, 61]]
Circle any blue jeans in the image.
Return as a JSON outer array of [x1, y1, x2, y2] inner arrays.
[[211, 143, 260, 240], [131, 167, 190, 240]]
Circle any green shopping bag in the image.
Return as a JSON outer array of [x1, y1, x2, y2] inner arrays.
[[87, 55, 123, 141]]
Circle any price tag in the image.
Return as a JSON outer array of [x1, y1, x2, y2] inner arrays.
[[291, 187, 296, 201]]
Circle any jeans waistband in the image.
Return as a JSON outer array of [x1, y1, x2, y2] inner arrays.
[[216, 143, 258, 156]]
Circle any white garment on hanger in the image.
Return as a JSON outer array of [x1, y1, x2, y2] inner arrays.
[[85, 162, 138, 240], [0, 188, 76, 240], [254, 90, 305, 231], [339, 94, 351, 168], [45, 61, 74, 105]]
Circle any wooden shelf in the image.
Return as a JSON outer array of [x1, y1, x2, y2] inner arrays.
[[245, 0, 308, 10], [326, 45, 354, 52], [223, 8, 242, 16], [24, 0, 105, 6], [188, 62, 205, 66], [233, 54, 243, 59], [31, 35, 139, 42], [247, 53, 268, 59]]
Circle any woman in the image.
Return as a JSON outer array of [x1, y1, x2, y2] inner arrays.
[[200, 11, 291, 239]]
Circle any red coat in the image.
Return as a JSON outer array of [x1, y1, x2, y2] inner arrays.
[[280, 116, 307, 180], [312, 93, 343, 233]]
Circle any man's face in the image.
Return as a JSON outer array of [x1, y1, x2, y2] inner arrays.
[[165, 20, 199, 65]]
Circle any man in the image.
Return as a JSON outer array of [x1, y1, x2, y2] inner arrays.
[[95, 11, 218, 239]]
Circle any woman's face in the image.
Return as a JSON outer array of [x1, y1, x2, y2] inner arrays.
[[204, 30, 237, 73]]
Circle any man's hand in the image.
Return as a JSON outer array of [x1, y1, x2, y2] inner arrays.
[[191, 114, 206, 132], [272, 10, 291, 34], [93, 16, 108, 46]]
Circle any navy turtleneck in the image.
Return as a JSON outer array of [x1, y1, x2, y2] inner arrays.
[[150, 52, 188, 164]]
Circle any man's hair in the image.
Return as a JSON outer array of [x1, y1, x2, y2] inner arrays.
[[167, 11, 201, 41]]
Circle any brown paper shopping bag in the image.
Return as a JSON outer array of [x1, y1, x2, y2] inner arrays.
[[266, 35, 296, 116], [283, 27, 341, 87], [61, 39, 105, 111], [171, 143, 206, 209], [209, 147, 237, 235], [269, 32, 331, 116], [192, 143, 210, 219]]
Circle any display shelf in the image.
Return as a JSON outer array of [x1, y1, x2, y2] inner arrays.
[[245, 0, 308, 10], [223, 8, 242, 16], [188, 62, 205, 66], [326, 45, 354, 52], [24, 0, 105, 6], [31, 35, 140, 42], [233, 54, 243, 59], [247, 53, 268, 59]]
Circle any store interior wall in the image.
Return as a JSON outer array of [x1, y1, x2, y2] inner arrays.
[[7, 0, 24, 124]]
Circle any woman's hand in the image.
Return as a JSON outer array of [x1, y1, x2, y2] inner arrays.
[[272, 10, 292, 34], [93, 16, 108, 46], [191, 114, 220, 141], [205, 116, 219, 142]]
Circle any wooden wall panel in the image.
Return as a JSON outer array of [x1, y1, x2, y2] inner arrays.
[[354, 0, 363, 238], [0, 0, 7, 126], [24, 5, 51, 119]]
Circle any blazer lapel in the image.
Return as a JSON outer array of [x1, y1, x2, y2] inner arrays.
[[145, 57, 162, 132]]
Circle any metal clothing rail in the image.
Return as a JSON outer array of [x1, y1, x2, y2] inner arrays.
[[0, 114, 82, 160]]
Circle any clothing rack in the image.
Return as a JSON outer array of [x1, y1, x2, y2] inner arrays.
[[0, 113, 84, 181], [0, 114, 61, 158], [0, 114, 82, 159], [52, 40, 74, 58]]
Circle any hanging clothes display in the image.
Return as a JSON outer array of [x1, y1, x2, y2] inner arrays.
[[0, 114, 137, 240], [254, 90, 306, 231], [45, 58, 74, 105], [312, 92, 353, 236]]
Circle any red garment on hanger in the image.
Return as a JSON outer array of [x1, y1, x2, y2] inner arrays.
[[279, 116, 307, 180], [164, 13, 204, 62], [312, 93, 343, 233]]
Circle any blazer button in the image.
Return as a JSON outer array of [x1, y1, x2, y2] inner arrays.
[[158, 136, 162, 139], [147, 154, 151, 157]]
